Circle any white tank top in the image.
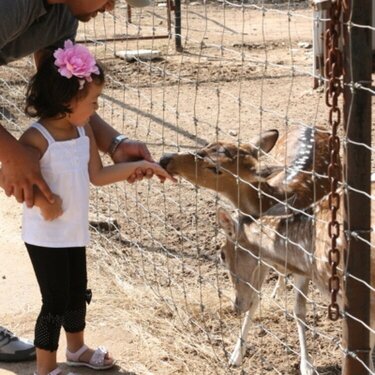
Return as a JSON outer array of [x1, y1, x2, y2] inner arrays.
[[22, 122, 90, 248]]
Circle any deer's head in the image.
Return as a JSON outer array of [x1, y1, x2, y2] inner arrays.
[[160, 127, 334, 216], [159, 130, 279, 193]]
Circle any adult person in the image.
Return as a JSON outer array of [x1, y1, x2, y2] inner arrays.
[[0, 0, 151, 362], [0, 327, 35, 361]]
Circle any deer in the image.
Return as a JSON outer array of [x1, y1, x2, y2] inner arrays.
[[216, 188, 375, 375], [160, 125, 335, 297], [159, 127, 375, 373]]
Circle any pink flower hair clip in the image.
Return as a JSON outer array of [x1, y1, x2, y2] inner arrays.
[[54, 40, 100, 90]]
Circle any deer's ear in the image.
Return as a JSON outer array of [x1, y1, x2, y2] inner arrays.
[[249, 129, 279, 156], [263, 194, 297, 216], [217, 208, 236, 239]]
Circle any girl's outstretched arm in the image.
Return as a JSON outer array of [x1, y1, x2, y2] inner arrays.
[[86, 124, 176, 186]]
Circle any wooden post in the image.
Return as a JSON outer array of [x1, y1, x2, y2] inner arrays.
[[312, 0, 330, 88], [342, 0, 372, 374]]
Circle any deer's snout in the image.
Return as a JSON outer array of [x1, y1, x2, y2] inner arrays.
[[234, 295, 251, 315], [159, 154, 174, 170], [233, 297, 242, 316]]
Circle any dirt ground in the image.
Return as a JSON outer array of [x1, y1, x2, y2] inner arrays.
[[1, 1, 371, 374]]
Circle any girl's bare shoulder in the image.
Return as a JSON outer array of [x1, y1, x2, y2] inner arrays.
[[19, 125, 49, 157]]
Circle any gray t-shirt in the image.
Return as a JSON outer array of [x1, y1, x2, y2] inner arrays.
[[0, 0, 78, 65]]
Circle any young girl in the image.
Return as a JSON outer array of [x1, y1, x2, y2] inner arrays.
[[12, 40, 174, 375]]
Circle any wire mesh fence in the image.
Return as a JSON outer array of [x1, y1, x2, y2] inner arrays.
[[0, 0, 374, 374]]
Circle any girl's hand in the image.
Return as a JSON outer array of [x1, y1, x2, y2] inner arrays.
[[39, 194, 63, 221], [1, 144, 54, 207], [112, 139, 155, 183], [142, 162, 177, 183]]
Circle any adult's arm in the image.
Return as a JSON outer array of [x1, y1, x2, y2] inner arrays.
[[34, 49, 52, 69], [0, 124, 54, 206]]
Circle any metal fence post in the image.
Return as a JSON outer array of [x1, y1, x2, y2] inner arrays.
[[342, 0, 372, 374], [174, 0, 182, 52]]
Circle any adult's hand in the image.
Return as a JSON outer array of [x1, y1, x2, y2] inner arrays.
[[112, 139, 155, 183], [1, 144, 54, 207]]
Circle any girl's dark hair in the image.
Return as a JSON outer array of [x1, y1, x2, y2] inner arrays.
[[25, 54, 105, 119]]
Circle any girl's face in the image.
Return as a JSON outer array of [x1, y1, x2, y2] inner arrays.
[[68, 82, 104, 126]]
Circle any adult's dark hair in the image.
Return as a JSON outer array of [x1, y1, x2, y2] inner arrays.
[[25, 54, 105, 119]]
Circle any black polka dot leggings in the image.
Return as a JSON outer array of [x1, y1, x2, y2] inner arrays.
[[25, 244, 88, 352]]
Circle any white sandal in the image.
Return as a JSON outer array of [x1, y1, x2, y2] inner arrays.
[[34, 368, 77, 375], [66, 344, 115, 370]]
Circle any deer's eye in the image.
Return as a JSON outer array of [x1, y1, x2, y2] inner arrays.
[[196, 151, 206, 158], [223, 148, 234, 159], [207, 165, 223, 175]]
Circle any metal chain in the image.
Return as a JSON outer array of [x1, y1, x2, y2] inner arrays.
[[325, 0, 343, 321]]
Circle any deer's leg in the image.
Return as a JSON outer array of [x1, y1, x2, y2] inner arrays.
[[293, 275, 314, 375], [229, 265, 268, 367], [229, 309, 253, 366], [271, 275, 286, 299]]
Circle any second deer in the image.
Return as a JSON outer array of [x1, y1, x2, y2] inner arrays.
[[217, 187, 374, 374]]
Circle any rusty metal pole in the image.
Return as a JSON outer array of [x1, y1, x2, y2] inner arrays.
[[166, 0, 172, 36], [174, 0, 183, 52], [342, 0, 372, 374], [127, 5, 132, 24]]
